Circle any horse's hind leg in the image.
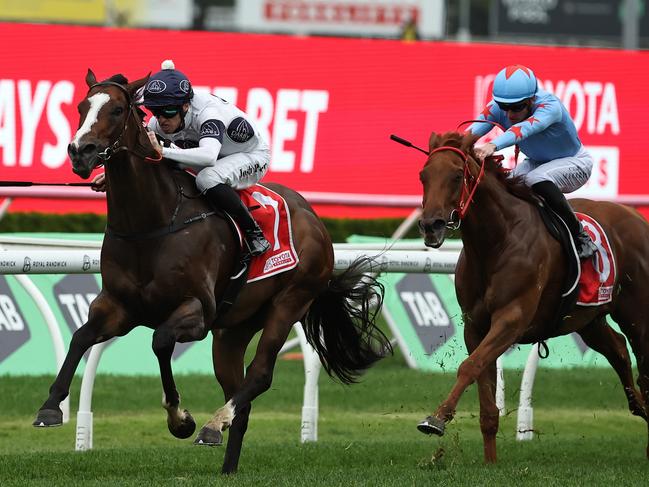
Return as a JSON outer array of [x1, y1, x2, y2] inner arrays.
[[577, 316, 647, 420], [152, 298, 206, 439], [193, 325, 255, 448], [197, 288, 313, 474], [611, 302, 649, 459], [34, 292, 131, 426]]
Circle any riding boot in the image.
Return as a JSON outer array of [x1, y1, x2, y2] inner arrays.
[[205, 184, 271, 256], [531, 181, 597, 259]]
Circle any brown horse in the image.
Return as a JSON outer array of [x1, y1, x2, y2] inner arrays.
[[416, 131, 649, 462], [32, 71, 391, 474]]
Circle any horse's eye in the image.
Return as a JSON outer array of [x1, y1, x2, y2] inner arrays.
[[113, 107, 124, 116], [453, 173, 463, 184]]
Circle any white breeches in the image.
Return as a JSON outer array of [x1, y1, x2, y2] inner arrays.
[[195, 148, 271, 192], [510, 146, 593, 193]]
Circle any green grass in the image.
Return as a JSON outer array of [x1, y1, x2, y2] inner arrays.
[[1, 356, 648, 486]]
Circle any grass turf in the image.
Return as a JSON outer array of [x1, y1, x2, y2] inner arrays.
[[1, 355, 648, 486]]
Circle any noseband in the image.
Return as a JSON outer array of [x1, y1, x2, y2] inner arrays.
[[427, 145, 485, 229]]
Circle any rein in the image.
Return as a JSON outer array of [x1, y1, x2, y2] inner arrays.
[[106, 169, 217, 241], [87, 81, 160, 164]]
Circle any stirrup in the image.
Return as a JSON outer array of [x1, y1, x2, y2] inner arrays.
[[245, 229, 270, 257], [576, 231, 597, 260]]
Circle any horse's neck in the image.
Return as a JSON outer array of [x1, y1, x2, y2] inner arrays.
[[461, 176, 528, 256], [105, 153, 179, 233]]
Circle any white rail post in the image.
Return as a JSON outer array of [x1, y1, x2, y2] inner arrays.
[[516, 343, 540, 440], [75, 342, 107, 451], [496, 356, 505, 416], [14, 274, 70, 424], [293, 321, 321, 442]]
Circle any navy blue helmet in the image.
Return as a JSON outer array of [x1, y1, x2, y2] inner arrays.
[[143, 60, 194, 108]]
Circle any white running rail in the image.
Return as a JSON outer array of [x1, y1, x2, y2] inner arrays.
[[1, 244, 539, 450]]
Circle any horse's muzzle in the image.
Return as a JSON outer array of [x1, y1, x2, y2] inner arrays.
[[419, 218, 447, 248], [68, 142, 98, 179]]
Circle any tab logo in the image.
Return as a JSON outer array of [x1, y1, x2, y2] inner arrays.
[[53, 275, 110, 358], [396, 274, 455, 356], [0, 277, 30, 365]]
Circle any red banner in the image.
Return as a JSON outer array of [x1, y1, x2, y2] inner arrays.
[[0, 23, 647, 217]]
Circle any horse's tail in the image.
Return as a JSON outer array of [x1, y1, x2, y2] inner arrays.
[[302, 257, 393, 384]]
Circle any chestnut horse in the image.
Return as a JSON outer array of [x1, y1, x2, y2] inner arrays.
[[416, 131, 649, 461], [32, 71, 391, 474]]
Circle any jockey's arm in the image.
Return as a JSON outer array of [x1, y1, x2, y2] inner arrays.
[[490, 100, 562, 151], [467, 102, 501, 137], [161, 137, 223, 170], [148, 116, 226, 170]]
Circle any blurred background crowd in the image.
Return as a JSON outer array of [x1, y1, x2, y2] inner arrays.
[[0, 1, 646, 49]]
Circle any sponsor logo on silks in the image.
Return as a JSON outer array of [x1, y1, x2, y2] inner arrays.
[[200, 119, 225, 142], [263, 250, 293, 273], [200, 120, 221, 137], [227, 117, 254, 143], [146, 79, 167, 93], [179, 79, 191, 93], [22, 257, 31, 273], [238, 162, 267, 179]]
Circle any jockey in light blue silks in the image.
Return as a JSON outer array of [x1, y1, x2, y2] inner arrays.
[[469, 64, 597, 259], [143, 60, 271, 256]]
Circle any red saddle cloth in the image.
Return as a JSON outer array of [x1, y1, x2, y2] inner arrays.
[[576, 213, 616, 306], [235, 184, 299, 283]]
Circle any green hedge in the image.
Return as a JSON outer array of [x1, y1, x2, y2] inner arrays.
[[0, 212, 423, 243]]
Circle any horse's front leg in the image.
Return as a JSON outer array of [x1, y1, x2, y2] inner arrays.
[[34, 292, 131, 426], [418, 302, 525, 439], [153, 297, 206, 439], [460, 323, 501, 462], [476, 362, 499, 463]]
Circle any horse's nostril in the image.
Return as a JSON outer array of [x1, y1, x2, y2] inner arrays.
[[432, 219, 446, 231], [79, 143, 97, 156], [67, 144, 77, 158], [420, 218, 446, 233]]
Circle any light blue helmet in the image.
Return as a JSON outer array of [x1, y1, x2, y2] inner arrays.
[[492, 65, 538, 104]]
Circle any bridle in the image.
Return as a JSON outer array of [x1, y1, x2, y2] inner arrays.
[[427, 144, 484, 230], [85, 81, 161, 165]]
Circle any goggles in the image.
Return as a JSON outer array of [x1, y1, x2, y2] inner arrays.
[[496, 100, 528, 113], [150, 106, 182, 119]]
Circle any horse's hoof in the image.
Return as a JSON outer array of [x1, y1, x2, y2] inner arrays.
[[32, 409, 63, 427], [168, 410, 196, 439], [193, 426, 223, 446], [417, 416, 445, 436]]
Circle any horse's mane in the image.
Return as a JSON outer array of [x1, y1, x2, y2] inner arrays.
[[436, 132, 537, 204], [104, 74, 128, 85]]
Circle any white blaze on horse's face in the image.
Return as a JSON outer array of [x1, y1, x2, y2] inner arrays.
[[70, 92, 110, 148]]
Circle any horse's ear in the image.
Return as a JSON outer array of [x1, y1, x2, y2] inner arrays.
[[126, 73, 150, 98], [428, 132, 441, 151], [85, 69, 97, 88]]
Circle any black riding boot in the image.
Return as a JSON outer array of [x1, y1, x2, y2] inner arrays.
[[205, 184, 271, 256], [531, 181, 596, 260]]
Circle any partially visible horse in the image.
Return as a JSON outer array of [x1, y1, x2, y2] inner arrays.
[[33, 71, 391, 474], [416, 131, 649, 461]]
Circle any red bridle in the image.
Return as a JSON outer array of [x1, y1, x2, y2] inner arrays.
[[427, 145, 485, 228]]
